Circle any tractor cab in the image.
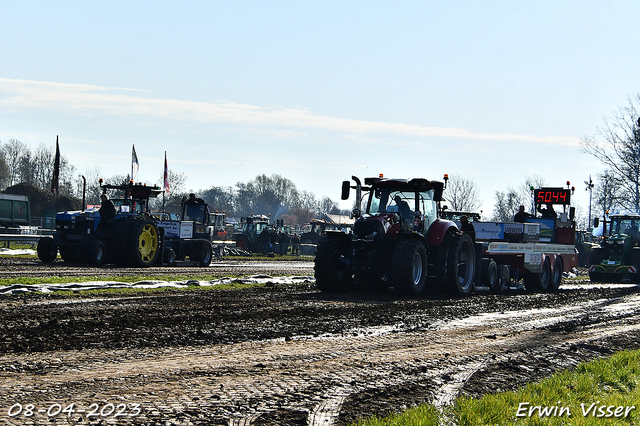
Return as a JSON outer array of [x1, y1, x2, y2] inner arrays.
[[343, 176, 445, 237], [601, 213, 640, 251], [100, 179, 161, 218]]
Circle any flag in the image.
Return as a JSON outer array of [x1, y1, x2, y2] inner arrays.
[[51, 136, 60, 195], [163, 151, 170, 194], [131, 145, 139, 181]]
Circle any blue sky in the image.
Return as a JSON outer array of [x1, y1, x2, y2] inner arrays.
[[1, 1, 639, 218]]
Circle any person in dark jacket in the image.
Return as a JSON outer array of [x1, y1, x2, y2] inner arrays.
[[459, 215, 476, 242], [514, 205, 531, 223], [99, 194, 116, 221]]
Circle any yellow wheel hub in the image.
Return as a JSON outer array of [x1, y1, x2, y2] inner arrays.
[[138, 223, 158, 263]]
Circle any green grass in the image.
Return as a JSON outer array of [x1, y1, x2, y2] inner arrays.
[[353, 349, 640, 425]]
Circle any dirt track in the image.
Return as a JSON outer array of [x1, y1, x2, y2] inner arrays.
[[1, 258, 640, 425]]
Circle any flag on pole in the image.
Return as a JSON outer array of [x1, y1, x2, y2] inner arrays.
[[131, 145, 139, 181], [163, 151, 170, 194], [51, 136, 60, 195]]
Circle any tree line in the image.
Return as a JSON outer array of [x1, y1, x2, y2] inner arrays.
[[0, 139, 347, 227]]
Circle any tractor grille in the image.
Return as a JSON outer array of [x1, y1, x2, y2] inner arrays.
[[56, 218, 93, 236], [349, 236, 392, 273], [354, 219, 384, 240]]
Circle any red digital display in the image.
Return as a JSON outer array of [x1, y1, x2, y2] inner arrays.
[[534, 188, 571, 205]]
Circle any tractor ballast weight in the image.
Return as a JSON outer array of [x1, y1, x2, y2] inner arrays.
[[315, 175, 476, 296], [37, 180, 162, 267]]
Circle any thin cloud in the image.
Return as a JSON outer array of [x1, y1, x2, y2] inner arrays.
[[0, 78, 580, 147]]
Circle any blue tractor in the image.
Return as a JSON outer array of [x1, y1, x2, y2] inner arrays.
[[37, 180, 162, 267]]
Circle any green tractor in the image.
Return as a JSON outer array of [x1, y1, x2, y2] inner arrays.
[[37, 180, 162, 267], [232, 214, 270, 253], [588, 213, 640, 282]]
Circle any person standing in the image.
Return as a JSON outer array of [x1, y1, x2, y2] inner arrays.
[[459, 215, 476, 242]]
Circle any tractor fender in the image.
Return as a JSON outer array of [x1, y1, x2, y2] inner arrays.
[[426, 219, 459, 246]]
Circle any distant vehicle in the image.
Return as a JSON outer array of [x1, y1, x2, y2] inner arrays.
[[0, 193, 30, 232], [588, 213, 640, 282], [154, 199, 219, 266], [233, 214, 270, 253], [441, 211, 481, 222]]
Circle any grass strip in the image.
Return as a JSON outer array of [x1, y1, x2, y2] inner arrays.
[[353, 349, 640, 425]]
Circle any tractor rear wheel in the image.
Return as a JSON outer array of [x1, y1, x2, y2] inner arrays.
[[37, 237, 57, 263], [121, 219, 160, 267], [391, 239, 427, 296], [195, 240, 213, 267], [314, 237, 351, 293], [447, 233, 476, 295]]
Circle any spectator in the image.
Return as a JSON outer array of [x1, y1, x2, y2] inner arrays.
[[459, 215, 476, 242]]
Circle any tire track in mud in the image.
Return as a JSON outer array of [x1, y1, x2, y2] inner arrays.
[[2, 290, 640, 425]]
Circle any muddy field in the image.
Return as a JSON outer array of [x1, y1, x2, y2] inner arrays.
[[1, 257, 640, 425]]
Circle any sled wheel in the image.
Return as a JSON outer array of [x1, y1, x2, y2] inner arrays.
[[164, 248, 176, 266], [447, 233, 476, 295], [197, 241, 213, 267], [525, 257, 551, 292], [549, 256, 563, 291], [482, 258, 499, 292]]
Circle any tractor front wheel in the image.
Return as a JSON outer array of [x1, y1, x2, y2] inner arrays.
[[391, 239, 427, 296], [314, 237, 351, 293], [37, 237, 57, 263], [85, 239, 106, 266]]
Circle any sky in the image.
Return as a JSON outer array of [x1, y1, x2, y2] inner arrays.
[[1, 1, 639, 219]]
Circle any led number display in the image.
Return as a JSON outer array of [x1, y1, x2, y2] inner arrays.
[[534, 188, 571, 205]]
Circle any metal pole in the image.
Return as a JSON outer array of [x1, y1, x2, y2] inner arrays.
[[585, 175, 594, 230]]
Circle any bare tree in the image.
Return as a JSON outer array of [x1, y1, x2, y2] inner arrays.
[[593, 170, 621, 217], [443, 174, 481, 213], [0, 139, 29, 186], [491, 175, 547, 221], [581, 94, 640, 211], [295, 190, 318, 211], [200, 185, 234, 215], [0, 154, 9, 190]]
